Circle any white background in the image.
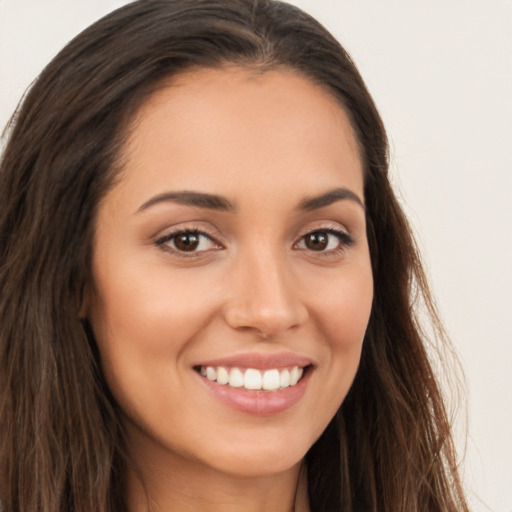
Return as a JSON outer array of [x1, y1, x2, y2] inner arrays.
[[1, 1, 511, 511]]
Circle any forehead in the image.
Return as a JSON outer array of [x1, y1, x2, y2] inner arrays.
[[112, 66, 364, 209]]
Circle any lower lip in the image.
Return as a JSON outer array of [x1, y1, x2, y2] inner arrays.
[[198, 369, 310, 415]]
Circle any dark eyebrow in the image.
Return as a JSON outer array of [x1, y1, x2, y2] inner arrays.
[[137, 191, 236, 213], [298, 187, 364, 211]]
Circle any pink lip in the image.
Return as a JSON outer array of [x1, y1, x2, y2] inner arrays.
[[200, 374, 310, 415], [194, 353, 313, 416], [195, 352, 313, 370]]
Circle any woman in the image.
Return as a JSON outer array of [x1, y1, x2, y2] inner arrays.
[[0, 0, 469, 511]]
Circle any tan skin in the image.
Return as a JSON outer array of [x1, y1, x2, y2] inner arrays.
[[86, 67, 373, 512]]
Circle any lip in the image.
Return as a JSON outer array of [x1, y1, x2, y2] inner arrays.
[[194, 352, 313, 370], [194, 353, 313, 415]]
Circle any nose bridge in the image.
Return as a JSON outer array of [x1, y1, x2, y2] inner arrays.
[[223, 242, 307, 337]]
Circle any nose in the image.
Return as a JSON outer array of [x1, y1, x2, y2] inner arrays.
[[222, 250, 308, 339]]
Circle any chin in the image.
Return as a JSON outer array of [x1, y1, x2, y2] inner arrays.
[[190, 426, 316, 478]]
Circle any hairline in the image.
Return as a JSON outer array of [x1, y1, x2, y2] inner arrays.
[[108, 61, 367, 194]]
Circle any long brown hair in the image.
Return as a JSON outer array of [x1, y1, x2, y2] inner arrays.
[[0, 1, 468, 510]]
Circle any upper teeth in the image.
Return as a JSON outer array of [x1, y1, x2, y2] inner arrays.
[[200, 366, 304, 391]]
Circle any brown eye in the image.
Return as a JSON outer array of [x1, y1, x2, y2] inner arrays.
[[174, 232, 200, 251], [304, 232, 329, 251], [157, 230, 218, 254], [297, 228, 354, 254]]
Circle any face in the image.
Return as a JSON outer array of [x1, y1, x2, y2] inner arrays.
[[87, 67, 373, 479]]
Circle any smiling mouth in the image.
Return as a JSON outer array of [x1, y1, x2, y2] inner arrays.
[[196, 365, 308, 391]]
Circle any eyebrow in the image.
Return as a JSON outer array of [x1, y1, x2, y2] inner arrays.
[[298, 187, 364, 211], [137, 186, 364, 214], [137, 191, 236, 213]]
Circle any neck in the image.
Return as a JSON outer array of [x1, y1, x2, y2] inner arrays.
[[125, 440, 303, 512]]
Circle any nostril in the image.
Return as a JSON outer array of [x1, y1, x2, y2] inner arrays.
[[223, 303, 308, 339], [222, 263, 308, 336]]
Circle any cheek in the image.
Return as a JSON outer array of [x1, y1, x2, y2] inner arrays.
[[307, 259, 373, 413], [87, 260, 215, 386], [90, 254, 221, 345], [313, 258, 373, 349], [88, 273, 224, 441]]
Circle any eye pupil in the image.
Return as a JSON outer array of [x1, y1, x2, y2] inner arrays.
[[175, 232, 200, 251], [305, 232, 328, 251]]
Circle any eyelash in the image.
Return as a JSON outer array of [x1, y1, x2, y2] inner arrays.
[[294, 227, 354, 256], [155, 226, 354, 257], [155, 227, 221, 256]]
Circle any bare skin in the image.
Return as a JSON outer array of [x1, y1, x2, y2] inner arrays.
[[87, 67, 373, 511], [126, 453, 301, 512]]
